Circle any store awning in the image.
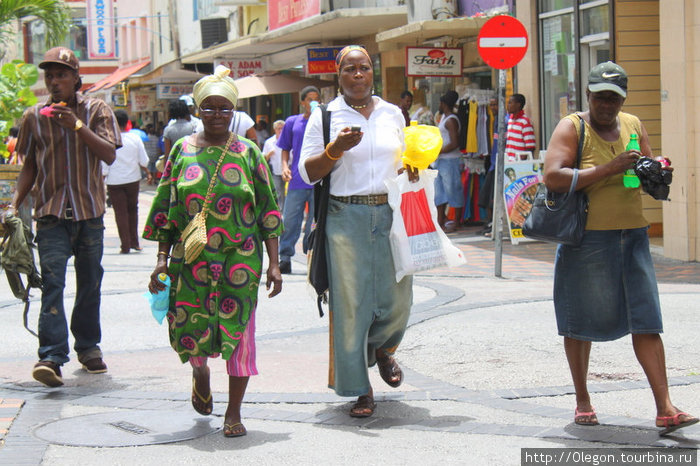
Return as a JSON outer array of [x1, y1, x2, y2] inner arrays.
[[87, 59, 151, 92], [181, 7, 407, 64], [375, 16, 490, 52], [234, 72, 335, 99], [129, 60, 205, 85]]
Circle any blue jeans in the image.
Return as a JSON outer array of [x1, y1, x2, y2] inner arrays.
[[279, 188, 314, 262], [434, 157, 465, 208], [35, 215, 105, 365]]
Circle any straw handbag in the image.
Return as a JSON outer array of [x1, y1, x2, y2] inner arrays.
[[180, 133, 235, 264]]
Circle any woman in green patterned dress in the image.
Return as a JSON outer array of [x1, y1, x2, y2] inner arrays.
[[144, 66, 283, 438]]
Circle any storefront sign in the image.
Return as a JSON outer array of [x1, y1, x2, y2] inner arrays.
[[156, 84, 194, 100], [306, 47, 344, 74], [214, 59, 264, 78], [406, 47, 462, 77], [131, 91, 155, 112], [268, 0, 320, 31], [86, 0, 116, 59]]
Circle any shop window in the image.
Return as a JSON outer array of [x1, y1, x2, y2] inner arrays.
[[538, 0, 610, 146]]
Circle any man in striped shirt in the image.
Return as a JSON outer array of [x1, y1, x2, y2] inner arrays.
[[505, 94, 536, 160], [8, 47, 121, 387]]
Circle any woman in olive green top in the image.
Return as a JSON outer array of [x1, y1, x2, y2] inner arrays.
[[544, 62, 696, 435]]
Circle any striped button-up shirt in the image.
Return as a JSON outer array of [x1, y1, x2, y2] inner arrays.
[[505, 110, 536, 160], [15, 93, 121, 221]]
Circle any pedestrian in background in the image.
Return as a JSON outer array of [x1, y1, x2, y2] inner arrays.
[[8, 47, 121, 387], [277, 85, 320, 274], [143, 123, 161, 184], [103, 110, 150, 254], [434, 90, 464, 233], [145, 65, 282, 438], [544, 61, 697, 434], [399, 90, 413, 126], [262, 119, 286, 211], [163, 99, 196, 159], [505, 93, 536, 160], [299, 45, 415, 418], [255, 119, 270, 148]]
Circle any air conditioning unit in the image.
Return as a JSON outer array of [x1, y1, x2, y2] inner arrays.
[[201, 18, 228, 48]]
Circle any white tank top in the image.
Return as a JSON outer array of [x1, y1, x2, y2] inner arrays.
[[438, 113, 462, 159]]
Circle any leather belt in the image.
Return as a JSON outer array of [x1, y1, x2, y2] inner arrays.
[[330, 194, 388, 206]]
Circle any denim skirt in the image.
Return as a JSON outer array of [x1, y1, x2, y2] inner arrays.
[[553, 227, 662, 341]]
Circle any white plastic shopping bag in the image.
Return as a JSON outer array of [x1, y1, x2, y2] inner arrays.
[[385, 169, 466, 282]]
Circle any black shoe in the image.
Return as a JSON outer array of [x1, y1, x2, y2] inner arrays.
[[33, 361, 63, 387], [279, 261, 291, 274], [82, 357, 108, 374]]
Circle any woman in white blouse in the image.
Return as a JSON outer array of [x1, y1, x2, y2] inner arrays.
[[299, 46, 415, 418]]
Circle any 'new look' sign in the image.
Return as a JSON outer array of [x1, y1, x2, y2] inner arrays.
[[406, 47, 462, 77]]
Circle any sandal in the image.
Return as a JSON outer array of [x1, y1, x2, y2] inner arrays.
[[574, 407, 599, 426], [656, 411, 699, 436], [223, 422, 247, 438], [191, 369, 212, 416], [377, 355, 403, 388], [349, 395, 376, 418]]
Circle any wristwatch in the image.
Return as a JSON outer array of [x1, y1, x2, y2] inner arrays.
[[74, 119, 84, 131]]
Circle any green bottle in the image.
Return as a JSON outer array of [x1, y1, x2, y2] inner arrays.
[[623, 134, 641, 188]]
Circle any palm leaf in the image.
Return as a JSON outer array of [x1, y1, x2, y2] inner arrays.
[[0, 0, 71, 48]]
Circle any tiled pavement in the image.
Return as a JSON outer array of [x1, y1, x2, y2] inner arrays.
[[442, 225, 700, 284], [1, 204, 698, 460]]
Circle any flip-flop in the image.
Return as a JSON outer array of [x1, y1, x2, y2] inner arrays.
[[191, 376, 212, 416], [377, 356, 403, 388], [349, 395, 376, 418], [574, 407, 599, 426], [657, 412, 699, 435], [223, 422, 247, 437]]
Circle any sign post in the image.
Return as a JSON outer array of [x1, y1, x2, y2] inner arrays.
[[477, 15, 528, 277]]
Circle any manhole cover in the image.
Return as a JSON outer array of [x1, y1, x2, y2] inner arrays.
[[33, 410, 219, 447]]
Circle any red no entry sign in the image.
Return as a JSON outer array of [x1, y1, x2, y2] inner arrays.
[[477, 15, 528, 70]]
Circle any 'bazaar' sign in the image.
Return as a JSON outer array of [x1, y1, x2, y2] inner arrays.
[[406, 47, 462, 77]]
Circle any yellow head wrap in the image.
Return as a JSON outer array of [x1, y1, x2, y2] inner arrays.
[[193, 65, 239, 108]]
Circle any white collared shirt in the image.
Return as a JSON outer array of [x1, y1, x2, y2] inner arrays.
[[102, 131, 148, 185], [298, 96, 405, 196]]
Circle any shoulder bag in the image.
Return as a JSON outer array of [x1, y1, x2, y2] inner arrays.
[[307, 105, 331, 317], [522, 115, 589, 247], [180, 132, 235, 264]]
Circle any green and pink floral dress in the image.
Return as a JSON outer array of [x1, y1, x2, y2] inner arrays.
[[143, 135, 282, 362]]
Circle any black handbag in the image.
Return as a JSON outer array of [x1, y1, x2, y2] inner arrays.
[[522, 115, 589, 247], [307, 104, 331, 317]]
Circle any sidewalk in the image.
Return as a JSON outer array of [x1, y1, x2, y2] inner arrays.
[[0, 183, 697, 465]]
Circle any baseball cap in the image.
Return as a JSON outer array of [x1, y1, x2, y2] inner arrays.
[[587, 61, 627, 98], [39, 47, 80, 71]]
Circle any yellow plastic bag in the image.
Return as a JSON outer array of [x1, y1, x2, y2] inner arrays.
[[402, 122, 443, 170]]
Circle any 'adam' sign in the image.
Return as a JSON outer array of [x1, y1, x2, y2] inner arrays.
[[406, 47, 462, 77]]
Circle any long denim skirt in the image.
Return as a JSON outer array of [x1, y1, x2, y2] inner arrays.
[[325, 199, 413, 397]]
